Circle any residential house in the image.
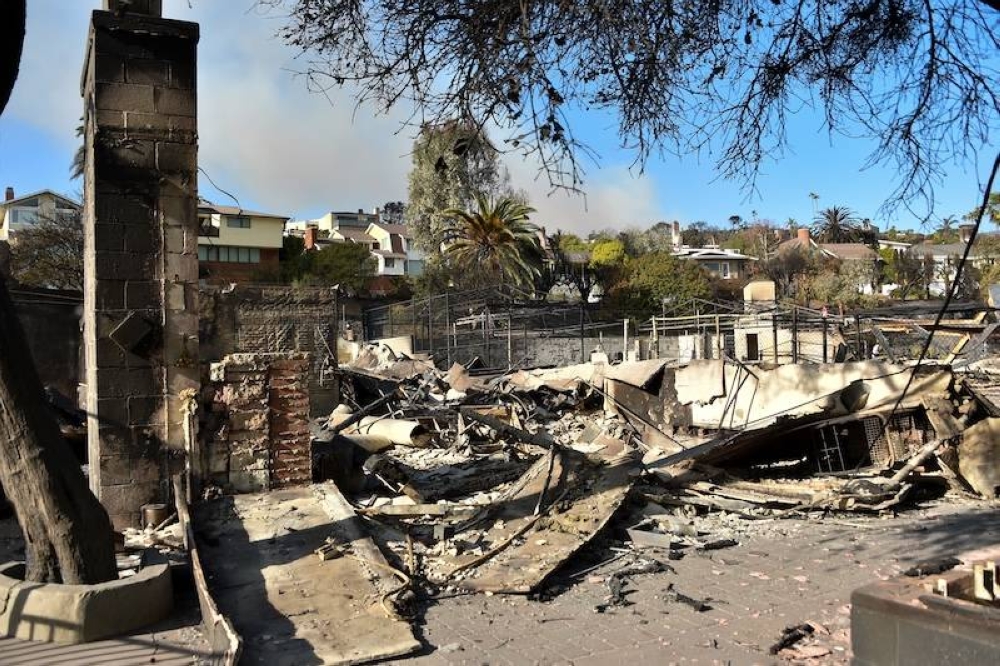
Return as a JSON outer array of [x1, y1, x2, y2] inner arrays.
[[0, 187, 81, 242], [777, 228, 881, 294], [291, 207, 426, 279], [198, 203, 289, 283], [287, 209, 381, 235], [366, 221, 425, 277], [908, 224, 993, 296], [669, 222, 756, 280]]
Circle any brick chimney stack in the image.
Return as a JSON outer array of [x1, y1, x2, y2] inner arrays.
[[4, 187, 13, 202], [959, 222, 976, 244], [304, 227, 318, 251], [797, 228, 811, 244]]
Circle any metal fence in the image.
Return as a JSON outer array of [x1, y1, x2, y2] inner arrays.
[[363, 285, 628, 369], [640, 299, 1000, 366]]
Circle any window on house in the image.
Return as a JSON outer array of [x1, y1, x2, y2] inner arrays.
[[746, 333, 760, 361], [197, 245, 261, 263], [719, 262, 731, 279], [384, 258, 396, 268], [226, 216, 251, 229], [9, 209, 37, 225]]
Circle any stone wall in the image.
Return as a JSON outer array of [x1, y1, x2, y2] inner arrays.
[[204, 353, 311, 492], [199, 284, 339, 414]]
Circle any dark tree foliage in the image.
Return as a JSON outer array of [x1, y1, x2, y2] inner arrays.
[[9, 211, 85, 291], [380, 200, 406, 224], [261, 0, 999, 213]]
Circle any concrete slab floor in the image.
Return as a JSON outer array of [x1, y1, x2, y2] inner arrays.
[[391, 499, 1000, 665], [1, 498, 997, 665]]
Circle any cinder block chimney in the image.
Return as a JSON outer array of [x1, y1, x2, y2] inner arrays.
[[103, 0, 162, 16], [4, 187, 13, 202], [304, 227, 318, 251]]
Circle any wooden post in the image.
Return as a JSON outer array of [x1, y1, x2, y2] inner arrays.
[[715, 315, 722, 360], [507, 308, 513, 367], [623, 318, 629, 362], [772, 311, 779, 363], [855, 314, 863, 359], [822, 317, 829, 363], [792, 307, 799, 363], [444, 292, 451, 366]]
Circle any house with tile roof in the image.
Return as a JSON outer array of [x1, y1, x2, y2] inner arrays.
[[777, 228, 883, 294]]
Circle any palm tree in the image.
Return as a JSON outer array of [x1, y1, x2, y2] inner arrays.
[[442, 193, 542, 287], [812, 206, 860, 243]]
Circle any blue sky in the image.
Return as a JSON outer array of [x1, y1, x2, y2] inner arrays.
[[1, 1, 994, 235]]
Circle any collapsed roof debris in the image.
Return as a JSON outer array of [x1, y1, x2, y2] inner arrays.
[[186, 340, 1000, 663], [311, 346, 1000, 599]]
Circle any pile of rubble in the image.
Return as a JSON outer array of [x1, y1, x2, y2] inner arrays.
[[311, 345, 1000, 616]]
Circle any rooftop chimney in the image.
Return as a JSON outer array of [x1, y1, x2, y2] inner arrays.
[[671, 220, 682, 250], [304, 227, 318, 251], [4, 187, 13, 202], [959, 222, 976, 244], [103, 0, 163, 16], [797, 228, 811, 244]]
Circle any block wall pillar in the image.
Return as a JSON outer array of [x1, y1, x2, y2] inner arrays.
[[82, 7, 200, 528]]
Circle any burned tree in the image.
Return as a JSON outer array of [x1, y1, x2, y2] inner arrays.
[[0, 0, 118, 585], [0, 277, 118, 585], [263, 0, 999, 213]]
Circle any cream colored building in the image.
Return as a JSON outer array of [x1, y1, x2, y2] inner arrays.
[[0, 188, 81, 242], [287, 209, 380, 234], [197, 203, 288, 282]]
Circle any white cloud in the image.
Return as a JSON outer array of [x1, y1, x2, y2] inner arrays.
[[6, 0, 670, 229], [510, 162, 664, 235]]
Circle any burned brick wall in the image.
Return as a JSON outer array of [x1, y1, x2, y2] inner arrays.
[[199, 284, 338, 413], [204, 353, 311, 492]]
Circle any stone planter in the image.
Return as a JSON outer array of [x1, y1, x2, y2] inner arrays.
[[0, 549, 173, 644]]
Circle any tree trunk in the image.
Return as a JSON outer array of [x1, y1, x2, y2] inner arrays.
[[0, 275, 118, 584]]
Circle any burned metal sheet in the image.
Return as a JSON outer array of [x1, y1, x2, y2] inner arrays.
[[678, 361, 953, 431], [438, 449, 638, 594], [604, 359, 670, 390]]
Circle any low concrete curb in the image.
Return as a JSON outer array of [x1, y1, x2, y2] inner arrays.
[[0, 549, 173, 644]]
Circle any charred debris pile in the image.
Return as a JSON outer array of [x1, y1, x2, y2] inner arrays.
[[310, 345, 1000, 602]]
